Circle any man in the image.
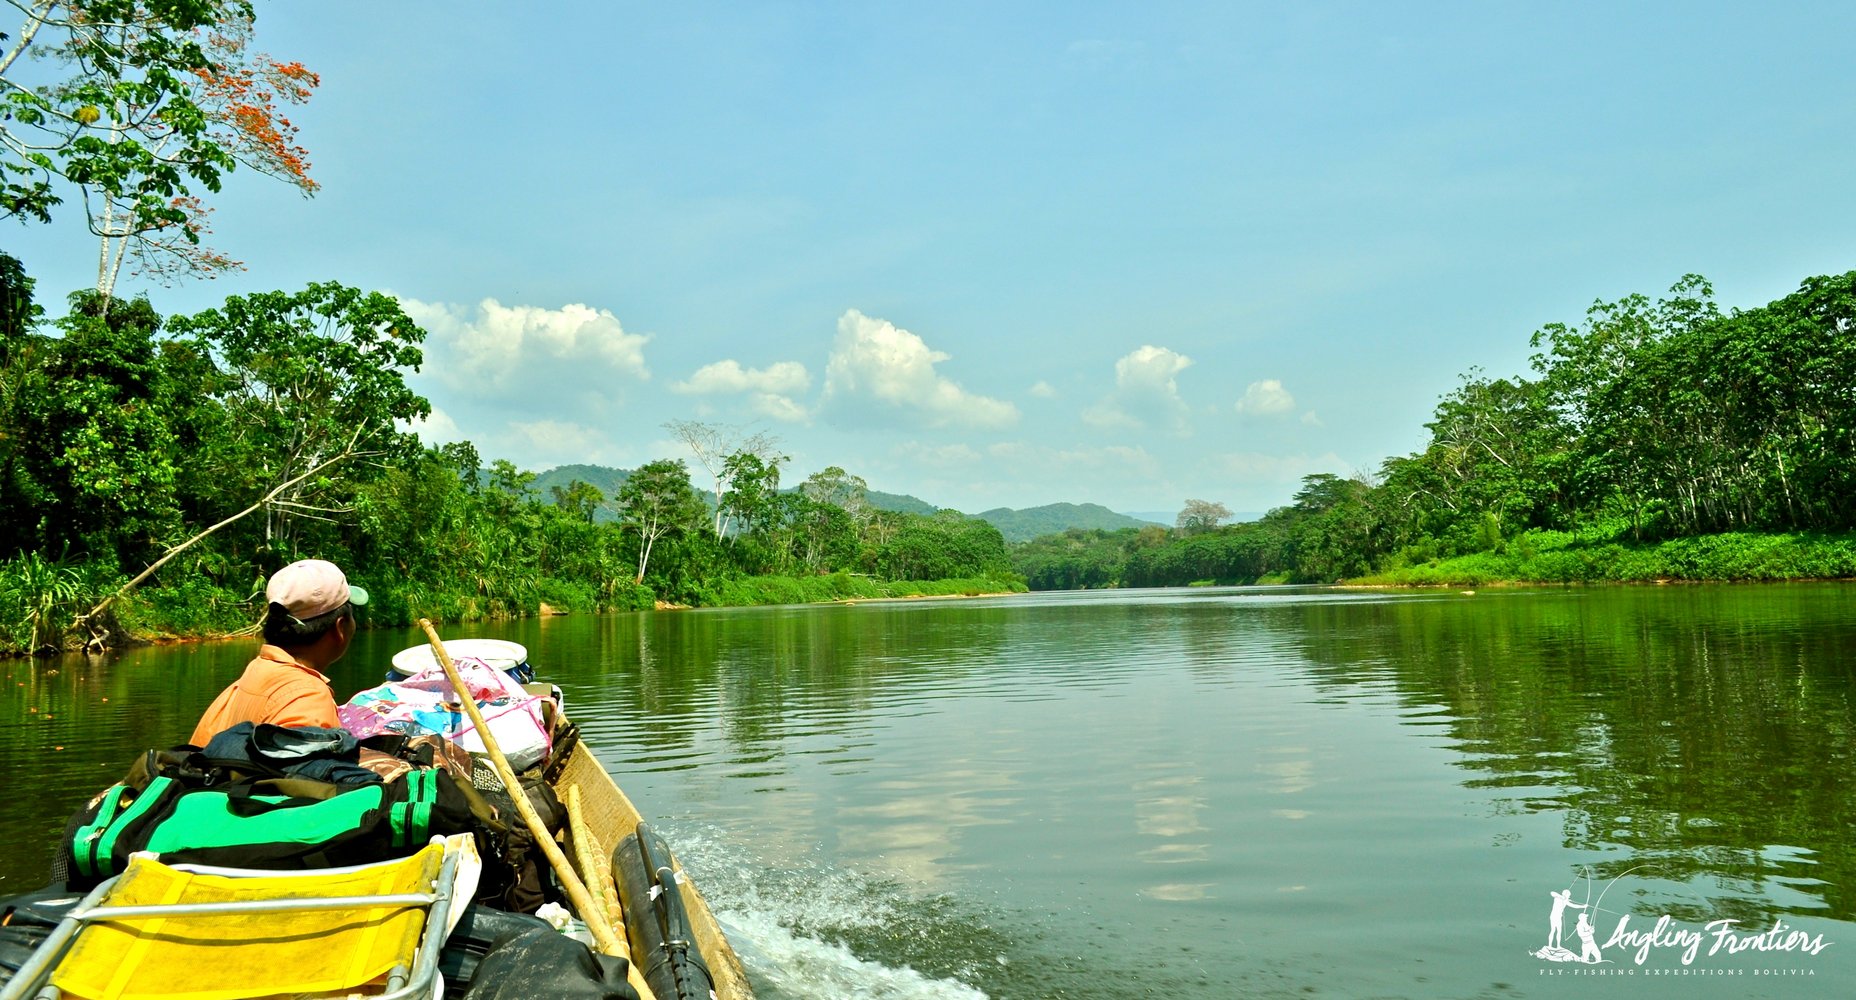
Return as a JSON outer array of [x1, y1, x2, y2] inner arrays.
[[189, 559, 368, 747]]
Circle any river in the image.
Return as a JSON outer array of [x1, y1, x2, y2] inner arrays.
[[4, 584, 1853, 997]]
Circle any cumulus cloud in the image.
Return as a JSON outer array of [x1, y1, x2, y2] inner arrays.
[[403, 405, 464, 445], [673, 359, 809, 396], [507, 419, 624, 468], [404, 298, 651, 392], [1083, 345, 1194, 433], [671, 359, 812, 423], [1301, 410, 1324, 427], [396, 297, 655, 470], [1029, 380, 1059, 399], [1235, 379, 1296, 416], [822, 309, 1018, 429]]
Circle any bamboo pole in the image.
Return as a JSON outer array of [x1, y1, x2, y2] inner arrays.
[[417, 618, 628, 958], [565, 784, 627, 959]]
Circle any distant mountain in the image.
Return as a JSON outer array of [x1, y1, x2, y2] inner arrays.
[[976, 503, 1160, 543], [525, 464, 1174, 541], [1123, 509, 1266, 527], [866, 489, 941, 515], [531, 464, 631, 501]]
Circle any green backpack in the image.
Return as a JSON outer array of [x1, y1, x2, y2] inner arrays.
[[65, 767, 471, 885]]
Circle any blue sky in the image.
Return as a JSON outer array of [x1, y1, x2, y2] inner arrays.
[[11, 2, 1855, 516]]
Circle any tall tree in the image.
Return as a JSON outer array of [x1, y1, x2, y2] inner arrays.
[[4, 2, 318, 305], [162, 282, 428, 551], [1176, 499, 1231, 535], [614, 459, 703, 584], [663, 419, 780, 538]]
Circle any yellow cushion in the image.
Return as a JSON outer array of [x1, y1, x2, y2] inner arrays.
[[49, 843, 444, 1000]]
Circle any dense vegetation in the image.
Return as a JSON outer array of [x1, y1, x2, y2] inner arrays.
[[0, 256, 1019, 654], [1014, 272, 1856, 590]]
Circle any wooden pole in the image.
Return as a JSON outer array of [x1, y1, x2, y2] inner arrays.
[[417, 618, 628, 958], [565, 785, 628, 958]]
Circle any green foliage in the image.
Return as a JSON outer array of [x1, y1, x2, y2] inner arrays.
[[1353, 529, 1856, 586], [696, 571, 1026, 608], [1015, 269, 1856, 593], [0, 552, 84, 651], [2, 2, 248, 227], [19, 264, 1856, 651]]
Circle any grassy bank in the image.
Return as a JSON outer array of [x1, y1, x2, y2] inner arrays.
[[3, 568, 1029, 655], [693, 572, 1026, 607], [1353, 530, 1856, 587]]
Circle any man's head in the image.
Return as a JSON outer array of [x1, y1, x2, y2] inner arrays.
[[261, 559, 369, 660]]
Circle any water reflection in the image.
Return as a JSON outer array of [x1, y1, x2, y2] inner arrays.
[[1290, 585, 1856, 923], [7, 585, 1855, 996]]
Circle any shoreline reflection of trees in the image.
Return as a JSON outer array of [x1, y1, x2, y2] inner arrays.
[[1287, 587, 1856, 921]]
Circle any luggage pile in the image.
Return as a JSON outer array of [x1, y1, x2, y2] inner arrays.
[[0, 636, 702, 1000]]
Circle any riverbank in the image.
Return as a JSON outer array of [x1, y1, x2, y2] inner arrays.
[[3, 570, 1030, 657], [1350, 529, 1856, 587]]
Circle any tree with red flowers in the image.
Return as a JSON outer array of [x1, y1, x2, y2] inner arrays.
[[1, 2, 319, 306]]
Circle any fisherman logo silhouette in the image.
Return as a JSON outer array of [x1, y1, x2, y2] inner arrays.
[[1530, 867, 1833, 972], [1536, 883, 1604, 964]]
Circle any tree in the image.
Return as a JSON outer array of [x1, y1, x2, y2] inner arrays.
[[1176, 499, 1231, 535], [549, 479, 602, 524], [614, 459, 703, 584], [9, 289, 178, 562], [4, 3, 318, 304], [162, 282, 428, 551], [663, 419, 780, 539], [717, 450, 782, 537]]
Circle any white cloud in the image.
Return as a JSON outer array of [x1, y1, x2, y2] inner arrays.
[[403, 405, 464, 445], [672, 359, 812, 423], [1235, 379, 1296, 416], [404, 298, 650, 392], [750, 392, 811, 423], [1083, 345, 1194, 433], [822, 309, 1018, 429], [672, 359, 809, 396], [1029, 380, 1059, 399], [506, 419, 622, 468], [396, 297, 656, 469], [1301, 410, 1324, 427]]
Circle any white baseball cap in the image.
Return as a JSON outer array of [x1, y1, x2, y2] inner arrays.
[[266, 559, 369, 620]]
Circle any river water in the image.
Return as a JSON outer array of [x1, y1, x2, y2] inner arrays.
[[4, 585, 1853, 997]]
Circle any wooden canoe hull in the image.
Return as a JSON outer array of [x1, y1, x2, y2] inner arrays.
[[547, 731, 755, 1000]]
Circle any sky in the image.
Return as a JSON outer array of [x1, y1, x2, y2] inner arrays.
[[10, 2, 1856, 517]]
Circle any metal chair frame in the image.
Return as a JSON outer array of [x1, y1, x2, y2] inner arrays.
[[0, 839, 463, 1000]]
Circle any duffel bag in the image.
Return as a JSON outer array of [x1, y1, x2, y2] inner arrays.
[[64, 768, 472, 885]]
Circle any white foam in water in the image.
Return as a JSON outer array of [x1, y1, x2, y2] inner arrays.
[[663, 826, 994, 1000], [718, 909, 990, 1000]]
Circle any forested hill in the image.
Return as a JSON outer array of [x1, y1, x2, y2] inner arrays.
[[526, 464, 1148, 540], [978, 503, 1160, 542], [531, 464, 630, 501]]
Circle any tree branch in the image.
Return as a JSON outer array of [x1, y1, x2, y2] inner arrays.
[[69, 425, 366, 639]]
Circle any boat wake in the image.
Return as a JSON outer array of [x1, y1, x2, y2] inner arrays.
[[664, 826, 996, 1000], [717, 910, 989, 1000]]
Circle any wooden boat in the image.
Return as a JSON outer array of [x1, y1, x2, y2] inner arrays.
[[546, 724, 756, 1000], [0, 723, 756, 1000]]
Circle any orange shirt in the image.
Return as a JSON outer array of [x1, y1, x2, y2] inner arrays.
[[189, 645, 341, 747]]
